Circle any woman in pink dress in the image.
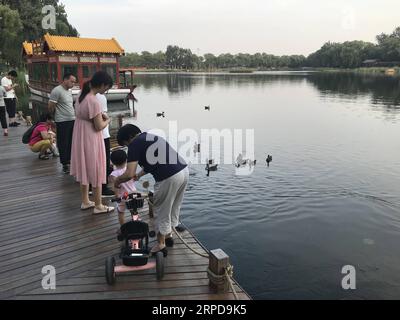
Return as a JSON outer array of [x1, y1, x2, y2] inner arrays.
[[70, 71, 115, 214]]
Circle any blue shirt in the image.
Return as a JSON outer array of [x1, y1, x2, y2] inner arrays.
[[127, 133, 187, 182]]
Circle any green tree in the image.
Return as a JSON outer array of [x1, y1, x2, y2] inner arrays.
[[118, 25, 400, 71], [179, 48, 194, 69], [204, 53, 217, 69], [306, 40, 377, 68], [0, 4, 23, 68], [0, 0, 78, 66], [376, 27, 400, 61], [166, 45, 180, 69], [153, 51, 166, 69]]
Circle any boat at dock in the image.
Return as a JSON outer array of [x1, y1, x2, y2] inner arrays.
[[22, 34, 134, 102]]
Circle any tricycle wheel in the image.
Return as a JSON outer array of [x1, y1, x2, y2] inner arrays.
[[156, 252, 165, 280], [105, 257, 116, 285]]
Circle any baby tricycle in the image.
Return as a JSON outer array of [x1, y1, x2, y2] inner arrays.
[[105, 192, 165, 285]]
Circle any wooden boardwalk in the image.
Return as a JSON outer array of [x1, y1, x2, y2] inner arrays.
[[0, 126, 250, 300]]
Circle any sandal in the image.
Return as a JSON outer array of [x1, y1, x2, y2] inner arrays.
[[93, 205, 115, 215], [81, 201, 95, 211], [151, 243, 167, 255], [38, 154, 50, 160]]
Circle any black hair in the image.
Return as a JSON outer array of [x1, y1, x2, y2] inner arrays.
[[8, 70, 17, 77], [79, 71, 113, 103], [80, 81, 91, 102], [111, 150, 128, 166], [63, 73, 75, 81], [39, 112, 54, 123], [117, 124, 142, 146]]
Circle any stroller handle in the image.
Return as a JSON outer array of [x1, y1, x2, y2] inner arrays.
[[111, 192, 150, 204]]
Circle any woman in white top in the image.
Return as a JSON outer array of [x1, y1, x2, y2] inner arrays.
[[1, 70, 19, 127], [96, 93, 114, 197]]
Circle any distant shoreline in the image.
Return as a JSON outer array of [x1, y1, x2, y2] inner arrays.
[[132, 67, 399, 76]]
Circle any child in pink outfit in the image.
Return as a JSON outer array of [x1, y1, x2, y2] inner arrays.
[[109, 150, 137, 225]]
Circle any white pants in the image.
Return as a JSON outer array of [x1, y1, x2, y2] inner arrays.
[[153, 167, 189, 236]]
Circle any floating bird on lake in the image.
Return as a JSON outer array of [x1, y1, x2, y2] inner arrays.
[[235, 154, 247, 167], [266, 155, 272, 167], [156, 112, 165, 118], [205, 106, 211, 111], [235, 154, 257, 168], [206, 163, 218, 172], [206, 159, 218, 176], [248, 160, 257, 167]]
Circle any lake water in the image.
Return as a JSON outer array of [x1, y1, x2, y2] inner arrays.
[[29, 71, 400, 299], [129, 71, 400, 300]]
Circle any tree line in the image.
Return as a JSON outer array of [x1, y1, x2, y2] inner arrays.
[[121, 46, 307, 70], [1, 1, 399, 71], [307, 27, 400, 68], [0, 0, 78, 68], [121, 26, 400, 70]]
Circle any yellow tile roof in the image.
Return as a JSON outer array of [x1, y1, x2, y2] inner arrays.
[[43, 33, 125, 55], [22, 41, 33, 55]]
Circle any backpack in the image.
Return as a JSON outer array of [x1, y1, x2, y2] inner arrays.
[[22, 123, 39, 144]]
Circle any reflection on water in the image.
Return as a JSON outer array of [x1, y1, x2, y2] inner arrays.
[[306, 72, 400, 109], [23, 72, 400, 119], [135, 71, 400, 111], [23, 72, 400, 299]]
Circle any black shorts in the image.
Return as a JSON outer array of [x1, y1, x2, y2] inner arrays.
[[4, 98, 16, 119], [0, 107, 7, 129]]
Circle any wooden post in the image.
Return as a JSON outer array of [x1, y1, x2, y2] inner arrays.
[[209, 249, 230, 293]]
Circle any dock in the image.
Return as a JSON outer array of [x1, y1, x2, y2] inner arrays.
[[0, 126, 251, 300]]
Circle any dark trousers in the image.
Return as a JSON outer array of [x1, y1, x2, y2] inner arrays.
[[4, 98, 16, 119], [56, 121, 75, 166], [0, 107, 7, 129], [103, 138, 111, 190]]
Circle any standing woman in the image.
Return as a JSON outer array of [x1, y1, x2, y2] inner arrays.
[[70, 71, 115, 214], [0, 84, 8, 136], [1, 70, 20, 127]]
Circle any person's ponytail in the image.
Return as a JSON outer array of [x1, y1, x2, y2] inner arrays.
[[79, 81, 91, 103], [78, 71, 113, 103]]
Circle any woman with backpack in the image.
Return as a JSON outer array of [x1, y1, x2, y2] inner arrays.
[[28, 113, 57, 160]]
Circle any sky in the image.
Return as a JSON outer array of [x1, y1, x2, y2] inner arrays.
[[64, 0, 400, 56]]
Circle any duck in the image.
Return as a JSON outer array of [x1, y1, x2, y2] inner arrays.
[[235, 154, 247, 167], [206, 163, 218, 172], [206, 164, 218, 176], [156, 112, 165, 118], [205, 159, 218, 175], [248, 160, 257, 166], [266, 155, 272, 166]]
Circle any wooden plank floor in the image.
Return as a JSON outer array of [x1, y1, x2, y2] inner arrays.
[[0, 126, 251, 300]]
